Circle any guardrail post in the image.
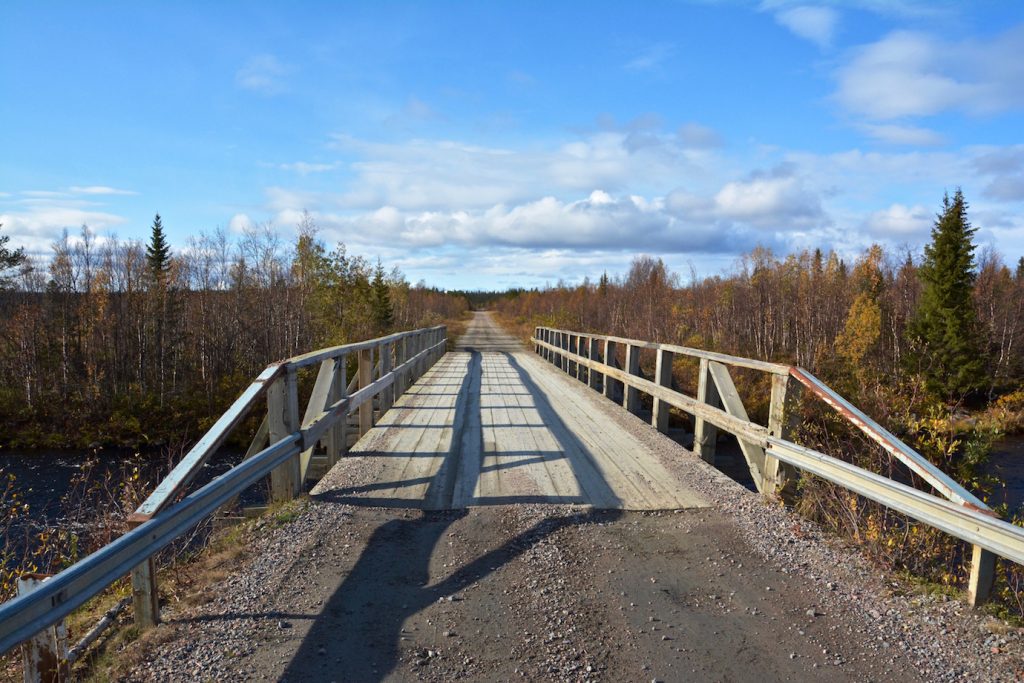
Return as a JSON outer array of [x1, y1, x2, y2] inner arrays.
[[359, 347, 374, 435], [622, 344, 641, 415], [765, 373, 799, 495], [588, 337, 602, 390], [129, 544, 160, 630], [558, 332, 567, 372], [327, 356, 348, 466], [652, 348, 674, 433], [694, 358, 719, 464], [969, 546, 996, 606], [18, 575, 69, 681], [268, 367, 301, 502], [603, 340, 620, 401]]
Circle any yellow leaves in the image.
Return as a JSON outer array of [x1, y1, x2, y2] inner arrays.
[[836, 292, 882, 366]]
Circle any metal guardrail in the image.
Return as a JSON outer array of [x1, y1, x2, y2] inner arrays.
[[0, 325, 447, 664], [532, 326, 1015, 607]]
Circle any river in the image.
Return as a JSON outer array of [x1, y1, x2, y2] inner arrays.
[[0, 447, 266, 554], [987, 434, 1024, 514]]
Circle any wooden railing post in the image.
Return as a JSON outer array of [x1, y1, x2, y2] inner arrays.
[[326, 356, 348, 466], [969, 546, 996, 606], [18, 575, 69, 680], [574, 335, 584, 380], [559, 332, 568, 372], [622, 344, 641, 415], [694, 358, 719, 464], [588, 337, 602, 390], [380, 342, 394, 413], [269, 367, 301, 502], [652, 348, 674, 433], [358, 347, 374, 435], [603, 340, 619, 401], [765, 373, 799, 495]]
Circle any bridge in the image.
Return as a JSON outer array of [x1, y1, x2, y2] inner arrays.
[[2, 313, 1023, 681]]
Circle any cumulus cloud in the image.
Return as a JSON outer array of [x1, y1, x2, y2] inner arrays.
[[236, 55, 288, 95], [774, 6, 839, 48], [228, 213, 255, 234], [835, 26, 1024, 120], [713, 167, 825, 227], [864, 203, 932, 237]]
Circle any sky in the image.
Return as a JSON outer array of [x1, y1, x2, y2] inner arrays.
[[2, 1, 1024, 290]]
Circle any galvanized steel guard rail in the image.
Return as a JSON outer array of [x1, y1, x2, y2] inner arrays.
[[532, 326, 1017, 607], [0, 325, 447, 659]]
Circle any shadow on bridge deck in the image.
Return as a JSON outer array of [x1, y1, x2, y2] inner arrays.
[[311, 347, 704, 511]]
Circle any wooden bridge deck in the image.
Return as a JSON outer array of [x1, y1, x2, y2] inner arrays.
[[312, 313, 706, 511]]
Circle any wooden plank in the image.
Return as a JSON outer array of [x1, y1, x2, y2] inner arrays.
[[707, 361, 765, 492]]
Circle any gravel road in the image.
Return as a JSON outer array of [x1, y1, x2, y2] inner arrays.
[[122, 315, 1024, 682]]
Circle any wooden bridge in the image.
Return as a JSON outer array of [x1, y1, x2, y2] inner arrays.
[[3, 312, 1024, 680]]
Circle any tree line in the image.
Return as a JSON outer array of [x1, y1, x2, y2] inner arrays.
[[496, 191, 1024, 406], [0, 213, 468, 448]]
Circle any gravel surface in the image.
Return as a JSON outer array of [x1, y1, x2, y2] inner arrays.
[[119, 347, 1024, 682]]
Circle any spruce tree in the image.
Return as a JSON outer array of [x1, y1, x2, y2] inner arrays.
[[905, 189, 985, 400], [146, 213, 171, 285], [371, 260, 393, 331], [0, 223, 26, 289]]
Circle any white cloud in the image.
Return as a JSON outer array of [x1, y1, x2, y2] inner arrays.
[[624, 43, 675, 72], [864, 203, 932, 237], [859, 123, 945, 146], [835, 26, 1024, 120], [68, 185, 137, 196], [236, 55, 288, 95], [775, 6, 838, 48], [228, 213, 255, 234], [713, 168, 825, 227], [279, 161, 339, 175]]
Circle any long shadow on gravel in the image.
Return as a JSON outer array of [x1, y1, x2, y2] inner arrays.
[[279, 508, 622, 682]]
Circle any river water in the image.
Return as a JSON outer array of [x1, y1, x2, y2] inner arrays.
[[0, 447, 266, 541], [987, 434, 1024, 514]]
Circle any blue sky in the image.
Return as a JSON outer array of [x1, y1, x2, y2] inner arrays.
[[2, 1, 1023, 289]]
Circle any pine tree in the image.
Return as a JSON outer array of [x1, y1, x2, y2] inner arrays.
[[0, 223, 26, 289], [371, 259, 393, 331], [146, 213, 171, 285], [905, 189, 985, 400]]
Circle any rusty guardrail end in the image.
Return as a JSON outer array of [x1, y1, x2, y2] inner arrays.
[[126, 513, 152, 528]]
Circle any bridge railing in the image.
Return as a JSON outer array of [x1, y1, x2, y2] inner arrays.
[[0, 325, 447, 665], [532, 326, 1020, 608]]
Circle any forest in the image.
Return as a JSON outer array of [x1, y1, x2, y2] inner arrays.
[[0, 213, 469, 448]]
